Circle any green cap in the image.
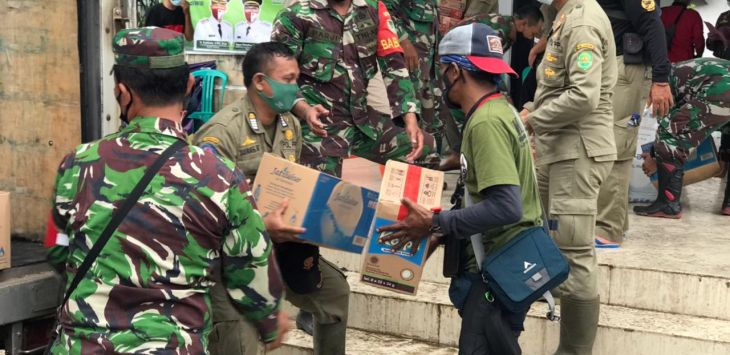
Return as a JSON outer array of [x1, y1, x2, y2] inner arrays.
[[113, 27, 185, 69]]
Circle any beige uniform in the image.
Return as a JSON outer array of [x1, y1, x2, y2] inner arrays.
[[463, 0, 498, 19], [525, 0, 617, 353], [193, 96, 350, 355]]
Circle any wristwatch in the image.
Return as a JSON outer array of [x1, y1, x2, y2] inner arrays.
[[429, 207, 444, 237]]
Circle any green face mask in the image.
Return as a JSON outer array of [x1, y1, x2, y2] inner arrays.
[[257, 76, 300, 114]]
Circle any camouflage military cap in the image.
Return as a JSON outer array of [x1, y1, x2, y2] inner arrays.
[[113, 27, 185, 69]]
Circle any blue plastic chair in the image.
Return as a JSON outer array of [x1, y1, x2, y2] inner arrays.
[[189, 68, 228, 129]]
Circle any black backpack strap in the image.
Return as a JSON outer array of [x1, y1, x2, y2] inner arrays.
[[58, 139, 186, 308], [674, 6, 687, 27]]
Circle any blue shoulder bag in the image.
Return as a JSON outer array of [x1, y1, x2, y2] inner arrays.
[[466, 190, 569, 320]]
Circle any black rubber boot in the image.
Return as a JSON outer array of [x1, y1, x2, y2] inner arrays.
[[296, 310, 314, 336], [633, 159, 684, 218], [554, 296, 600, 355], [313, 320, 347, 355]]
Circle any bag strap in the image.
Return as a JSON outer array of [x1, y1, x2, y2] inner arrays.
[[465, 174, 559, 321], [58, 139, 186, 308], [674, 6, 687, 27]]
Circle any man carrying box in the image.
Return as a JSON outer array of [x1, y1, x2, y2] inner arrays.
[[634, 57, 730, 218], [46, 28, 287, 354], [192, 42, 349, 355], [379, 23, 543, 354]]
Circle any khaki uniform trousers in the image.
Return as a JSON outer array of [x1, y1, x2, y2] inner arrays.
[[208, 258, 350, 355], [538, 152, 613, 301], [595, 57, 651, 243]]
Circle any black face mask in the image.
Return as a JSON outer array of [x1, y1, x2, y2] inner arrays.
[[115, 84, 134, 124], [441, 65, 463, 110]]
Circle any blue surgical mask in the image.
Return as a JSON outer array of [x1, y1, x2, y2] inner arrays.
[[171, 0, 182, 5]]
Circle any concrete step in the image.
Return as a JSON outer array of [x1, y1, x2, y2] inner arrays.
[[322, 178, 730, 321], [342, 271, 730, 355], [269, 328, 458, 355]]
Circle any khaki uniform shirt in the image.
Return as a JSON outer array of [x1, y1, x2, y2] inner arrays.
[[526, 0, 618, 166], [193, 95, 303, 179], [463, 0, 498, 19]]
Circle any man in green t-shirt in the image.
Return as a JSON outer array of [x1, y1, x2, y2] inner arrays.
[[378, 23, 542, 355]]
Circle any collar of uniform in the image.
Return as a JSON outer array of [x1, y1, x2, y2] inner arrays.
[[124, 116, 187, 141], [309, 0, 368, 10], [242, 95, 266, 134], [558, 0, 581, 16]]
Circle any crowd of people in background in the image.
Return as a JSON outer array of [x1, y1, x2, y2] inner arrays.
[[43, 0, 730, 354]]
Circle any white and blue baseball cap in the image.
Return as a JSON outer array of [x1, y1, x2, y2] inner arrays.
[[439, 23, 517, 76]]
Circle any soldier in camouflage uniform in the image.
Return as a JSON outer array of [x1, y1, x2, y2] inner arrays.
[[635, 58, 730, 218], [192, 42, 350, 355], [45, 28, 286, 354], [383, 0, 441, 136], [458, 5, 545, 53], [272, 0, 435, 178]]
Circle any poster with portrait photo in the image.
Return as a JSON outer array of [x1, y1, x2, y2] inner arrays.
[[189, 0, 284, 54]]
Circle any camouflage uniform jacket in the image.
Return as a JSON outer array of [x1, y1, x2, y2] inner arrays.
[[654, 58, 730, 163], [47, 117, 283, 354], [272, 0, 418, 154], [459, 14, 515, 52], [383, 0, 437, 40]]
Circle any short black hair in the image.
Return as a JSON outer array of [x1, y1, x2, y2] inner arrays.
[[514, 5, 544, 26], [113, 65, 190, 106], [465, 69, 502, 87], [243, 42, 296, 87]]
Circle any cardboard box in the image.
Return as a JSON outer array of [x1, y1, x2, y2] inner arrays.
[[643, 138, 722, 187], [341, 156, 385, 192], [439, 16, 463, 35], [439, 7, 464, 19], [0, 191, 11, 270], [251, 153, 378, 254], [360, 161, 444, 295], [439, 0, 466, 12]]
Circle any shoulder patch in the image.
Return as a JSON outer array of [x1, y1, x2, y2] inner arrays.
[[545, 52, 558, 63], [200, 143, 220, 156], [576, 43, 594, 51], [576, 51, 593, 70], [242, 137, 257, 147], [201, 136, 221, 145], [544, 67, 556, 78], [641, 0, 656, 12]]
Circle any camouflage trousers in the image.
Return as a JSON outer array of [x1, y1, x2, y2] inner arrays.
[[654, 90, 730, 166], [407, 20, 442, 136], [301, 110, 436, 177]]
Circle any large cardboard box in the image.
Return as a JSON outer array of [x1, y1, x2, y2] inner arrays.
[[0, 191, 11, 270], [360, 161, 444, 295], [341, 156, 385, 192], [251, 153, 378, 254], [643, 138, 722, 187]]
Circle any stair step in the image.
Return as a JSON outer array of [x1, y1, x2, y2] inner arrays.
[[322, 179, 730, 321], [270, 328, 458, 355], [344, 271, 730, 355]]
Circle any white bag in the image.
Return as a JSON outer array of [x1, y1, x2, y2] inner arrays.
[[629, 107, 659, 203]]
